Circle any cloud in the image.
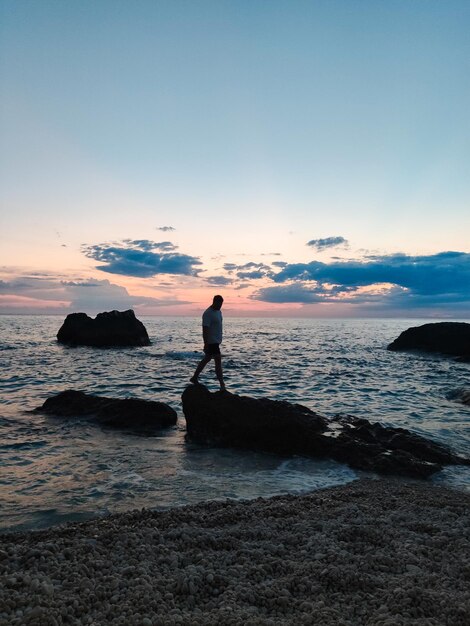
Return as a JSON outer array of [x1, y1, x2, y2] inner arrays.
[[253, 284, 326, 303], [239, 262, 271, 271], [221, 262, 273, 282], [252, 251, 470, 310], [272, 261, 287, 268], [0, 276, 191, 313], [273, 251, 470, 295], [223, 261, 271, 273], [306, 236, 348, 251], [82, 240, 202, 278], [206, 275, 233, 286], [222, 261, 272, 283], [157, 226, 176, 232], [121, 239, 177, 252], [236, 270, 266, 280]]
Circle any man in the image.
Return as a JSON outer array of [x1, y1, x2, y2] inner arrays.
[[190, 294, 226, 391]]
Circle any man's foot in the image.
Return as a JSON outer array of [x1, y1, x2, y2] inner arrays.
[[189, 376, 199, 384], [219, 384, 227, 392]]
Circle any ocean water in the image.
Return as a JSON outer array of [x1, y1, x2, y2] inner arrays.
[[1, 315, 469, 533]]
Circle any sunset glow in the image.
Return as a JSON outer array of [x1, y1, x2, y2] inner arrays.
[[1, 1, 469, 317]]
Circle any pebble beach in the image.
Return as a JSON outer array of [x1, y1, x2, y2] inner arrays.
[[1, 478, 470, 626]]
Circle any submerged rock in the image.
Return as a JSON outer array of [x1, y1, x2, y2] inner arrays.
[[182, 385, 470, 478], [57, 310, 150, 347], [447, 388, 470, 406], [36, 390, 177, 430], [387, 322, 470, 358]]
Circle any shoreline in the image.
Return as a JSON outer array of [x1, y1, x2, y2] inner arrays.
[[1, 479, 469, 625]]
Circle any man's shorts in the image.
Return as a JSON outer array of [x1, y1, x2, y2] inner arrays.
[[204, 343, 221, 356]]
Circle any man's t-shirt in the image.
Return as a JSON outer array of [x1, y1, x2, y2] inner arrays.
[[202, 307, 223, 344]]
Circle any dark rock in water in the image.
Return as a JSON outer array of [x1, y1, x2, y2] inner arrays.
[[184, 385, 328, 451], [387, 322, 470, 358], [36, 390, 177, 430], [447, 388, 470, 406], [182, 385, 470, 479], [57, 310, 150, 347]]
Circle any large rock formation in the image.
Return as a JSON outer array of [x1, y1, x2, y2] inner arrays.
[[36, 390, 177, 430], [57, 310, 150, 347], [387, 322, 470, 359], [182, 385, 469, 478]]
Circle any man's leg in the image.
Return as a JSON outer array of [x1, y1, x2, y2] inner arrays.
[[214, 354, 226, 390], [190, 354, 212, 383]]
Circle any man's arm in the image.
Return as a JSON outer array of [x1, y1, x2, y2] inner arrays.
[[202, 325, 210, 345]]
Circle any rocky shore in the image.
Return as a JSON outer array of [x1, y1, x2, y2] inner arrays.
[[1, 479, 470, 626], [182, 384, 470, 478]]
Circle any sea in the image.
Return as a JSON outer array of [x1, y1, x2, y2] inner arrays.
[[1, 315, 469, 533]]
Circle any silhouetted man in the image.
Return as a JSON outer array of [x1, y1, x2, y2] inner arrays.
[[190, 295, 226, 390]]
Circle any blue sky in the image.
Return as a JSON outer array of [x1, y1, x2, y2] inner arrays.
[[0, 1, 469, 316]]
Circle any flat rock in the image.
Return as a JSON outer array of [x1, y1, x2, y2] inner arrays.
[[182, 385, 470, 478], [57, 309, 150, 347], [36, 390, 177, 430], [387, 322, 470, 358]]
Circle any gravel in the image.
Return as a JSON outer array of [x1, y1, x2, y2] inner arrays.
[[1, 478, 469, 625]]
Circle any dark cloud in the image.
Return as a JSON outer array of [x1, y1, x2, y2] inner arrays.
[[121, 239, 177, 252], [273, 251, 470, 296], [307, 236, 348, 251], [239, 262, 271, 271], [222, 262, 272, 281], [261, 252, 282, 256], [252, 251, 470, 310], [157, 226, 176, 232], [206, 276, 233, 286], [252, 283, 470, 313], [82, 240, 201, 278], [236, 270, 267, 280], [272, 261, 288, 268], [222, 262, 272, 283], [223, 262, 270, 273]]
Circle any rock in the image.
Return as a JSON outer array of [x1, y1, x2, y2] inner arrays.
[[57, 310, 150, 347], [35, 390, 177, 430], [182, 385, 470, 479], [387, 322, 470, 358], [183, 384, 328, 453], [447, 388, 470, 406]]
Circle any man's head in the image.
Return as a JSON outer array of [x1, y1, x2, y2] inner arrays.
[[212, 294, 223, 310]]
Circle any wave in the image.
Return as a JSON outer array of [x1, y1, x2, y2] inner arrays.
[[0, 440, 48, 451], [163, 350, 200, 360]]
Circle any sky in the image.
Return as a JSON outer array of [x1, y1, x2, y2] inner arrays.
[[1, 0, 469, 318]]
